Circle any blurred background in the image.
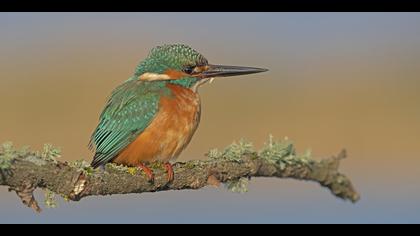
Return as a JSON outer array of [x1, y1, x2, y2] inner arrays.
[[0, 13, 419, 223]]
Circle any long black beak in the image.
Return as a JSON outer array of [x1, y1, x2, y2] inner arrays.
[[200, 64, 268, 78]]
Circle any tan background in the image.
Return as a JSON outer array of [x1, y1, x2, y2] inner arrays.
[[0, 13, 419, 223]]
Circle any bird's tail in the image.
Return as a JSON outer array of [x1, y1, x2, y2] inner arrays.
[[90, 153, 102, 169]]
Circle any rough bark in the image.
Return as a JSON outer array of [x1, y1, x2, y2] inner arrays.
[[0, 144, 359, 213]]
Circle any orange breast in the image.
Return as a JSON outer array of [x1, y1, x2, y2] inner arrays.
[[112, 83, 200, 166]]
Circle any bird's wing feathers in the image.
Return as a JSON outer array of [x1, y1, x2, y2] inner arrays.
[[89, 80, 163, 168]]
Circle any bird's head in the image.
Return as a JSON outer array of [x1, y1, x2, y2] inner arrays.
[[133, 44, 268, 90]]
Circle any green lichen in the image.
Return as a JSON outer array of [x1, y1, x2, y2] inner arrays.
[[17, 145, 31, 156], [221, 140, 254, 191], [217, 135, 314, 193], [225, 177, 249, 193], [1, 141, 14, 154], [61, 194, 70, 202], [24, 155, 47, 166], [127, 167, 137, 176], [69, 159, 94, 176], [148, 161, 163, 169], [223, 139, 254, 161], [259, 135, 295, 164], [258, 135, 313, 169], [206, 148, 222, 160], [84, 166, 95, 176], [1, 142, 45, 170], [0, 141, 16, 171], [40, 143, 61, 163], [184, 161, 197, 169], [208, 139, 255, 162], [105, 162, 130, 172], [44, 189, 57, 208]]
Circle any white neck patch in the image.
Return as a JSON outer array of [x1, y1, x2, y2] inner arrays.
[[139, 72, 171, 81]]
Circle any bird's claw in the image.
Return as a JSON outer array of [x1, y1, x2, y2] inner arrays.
[[137, 163, 155, 183], [164, 162, 174, 183]]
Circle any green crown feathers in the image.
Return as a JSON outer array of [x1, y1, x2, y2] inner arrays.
[[134, 44, 208, 76]]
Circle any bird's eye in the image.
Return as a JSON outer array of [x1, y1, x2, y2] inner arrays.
[[183, 66, 195, 74]]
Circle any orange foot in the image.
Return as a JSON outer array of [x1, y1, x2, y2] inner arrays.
[[164, 162, 174, 183], [138, 162, 154, 183]]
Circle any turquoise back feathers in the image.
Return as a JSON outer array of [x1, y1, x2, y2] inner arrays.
[[90, 80, 165, 167], [90, 44, 206, 167]]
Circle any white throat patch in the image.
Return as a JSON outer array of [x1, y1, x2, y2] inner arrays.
[[191, 77, 215, 92]]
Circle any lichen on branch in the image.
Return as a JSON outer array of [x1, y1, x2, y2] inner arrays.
[[0, 136, 360, 213]]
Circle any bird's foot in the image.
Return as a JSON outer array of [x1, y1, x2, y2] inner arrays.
[[164, 162, 174, 183], [137, 163, 154, 183]]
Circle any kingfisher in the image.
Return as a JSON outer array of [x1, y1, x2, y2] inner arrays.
[[89, 44, 268, 182]]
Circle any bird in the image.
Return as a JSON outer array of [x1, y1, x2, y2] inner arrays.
[[89, 44, 268, 182]]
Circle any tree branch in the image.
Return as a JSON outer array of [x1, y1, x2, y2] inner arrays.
[[0, 139, 360, 213]]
